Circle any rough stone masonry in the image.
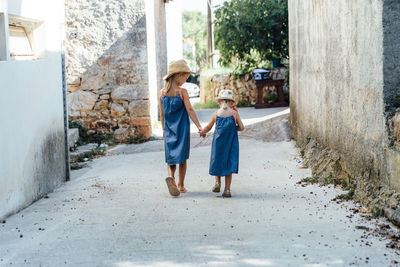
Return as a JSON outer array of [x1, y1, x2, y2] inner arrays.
[[289, 0, 400, 224], [201, 68, 288, 106], [65, 0, 151, 142]]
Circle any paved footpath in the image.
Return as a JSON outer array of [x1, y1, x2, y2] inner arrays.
[[1, 108, 399, 266]]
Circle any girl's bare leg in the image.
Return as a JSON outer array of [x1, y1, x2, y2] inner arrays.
[[178, 160, 187, 187], [215, 176, 221, 184], [167, 164, 176, 181], [224, 174, 232, 191]]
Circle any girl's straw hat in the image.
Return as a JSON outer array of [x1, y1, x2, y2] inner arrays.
[[163, 59, 195, 80], [216, 89, 235, 103]]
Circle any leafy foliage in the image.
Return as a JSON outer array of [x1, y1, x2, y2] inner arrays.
[[334, 188, 355, 201], [214, 0, 288, 73], [193, 101, 219, 110], [69, 120, 115, 146], [182, 11, 207, 71], [126, 133, 149, 144]]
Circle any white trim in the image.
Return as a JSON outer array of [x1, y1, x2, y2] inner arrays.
[[0, 12, 10, 61]]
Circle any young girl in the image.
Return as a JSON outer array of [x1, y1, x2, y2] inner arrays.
[[159, 59, 203, 197], [200, 90, 245, 197]]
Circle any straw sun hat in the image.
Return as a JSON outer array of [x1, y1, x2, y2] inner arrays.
[[163, 59, 195, 80], [216, 89, 235, 103]]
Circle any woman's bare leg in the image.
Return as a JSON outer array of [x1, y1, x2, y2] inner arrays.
[[178, 160, 187, 187], [215, 176, 221, 184]]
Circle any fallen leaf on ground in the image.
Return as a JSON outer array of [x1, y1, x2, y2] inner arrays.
[[361, 208, 371, 214]]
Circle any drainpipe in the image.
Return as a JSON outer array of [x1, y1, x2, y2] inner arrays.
[[62, 51, 71, 181]]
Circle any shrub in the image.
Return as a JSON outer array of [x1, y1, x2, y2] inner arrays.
[[214, 0, 288, 75]]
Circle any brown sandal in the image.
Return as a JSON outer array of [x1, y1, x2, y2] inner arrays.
[[165, 177, 180, 196], [222, 190, 231, 198], [212, 182, 221, 193]]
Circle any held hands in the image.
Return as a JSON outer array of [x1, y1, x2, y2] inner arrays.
[[198, 126, 206, 138]]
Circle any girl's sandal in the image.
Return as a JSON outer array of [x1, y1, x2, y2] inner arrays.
[[178, 186, 187, 193], [165, 177, 180, 197], [212, 182, 221, 193], [222, 190, 231, 198]]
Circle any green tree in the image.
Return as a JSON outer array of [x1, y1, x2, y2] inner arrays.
[[182, 11, 207, 71], [214, 0, 288, 74]]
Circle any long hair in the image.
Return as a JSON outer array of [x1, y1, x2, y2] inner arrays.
[[164, 74, 176, 93], [222, 100, 228, 110]]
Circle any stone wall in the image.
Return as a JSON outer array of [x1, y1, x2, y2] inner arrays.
[[289, 0, 400, 211], [201, 68, 287, 105], [210, 74, 258, 105], [65, 0, 151, 142]]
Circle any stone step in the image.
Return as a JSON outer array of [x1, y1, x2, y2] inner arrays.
[[69, 143, 98, 164], [68, 128, 79, 149]]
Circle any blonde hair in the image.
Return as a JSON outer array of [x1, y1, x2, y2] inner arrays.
[[219, 99, 233, 110], [164, 74, 175, 93], [222, 100, 228, 110]]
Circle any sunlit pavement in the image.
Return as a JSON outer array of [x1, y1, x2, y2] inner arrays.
[[0, 108, 399, 266]]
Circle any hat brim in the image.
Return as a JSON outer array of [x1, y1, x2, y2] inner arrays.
[[163, 71, 195, 80], [216, 97, 235, 103]]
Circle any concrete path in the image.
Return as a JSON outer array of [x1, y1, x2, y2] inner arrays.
[[1, 108, 399, 266]]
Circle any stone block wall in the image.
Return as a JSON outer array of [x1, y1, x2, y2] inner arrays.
[[210, 74, 258, 105], [202, 68, 287, 105], [65, 0, 151, 141], [289, 0, 400, 208]]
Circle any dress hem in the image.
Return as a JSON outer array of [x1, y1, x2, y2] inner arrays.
[[166, 158, 189, 166], [209, 171, 238, 177]]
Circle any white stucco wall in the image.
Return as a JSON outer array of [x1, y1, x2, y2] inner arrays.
[[146, 0, 169, 126], [165, 0, 183, 63], [0, 0, 66, 220]]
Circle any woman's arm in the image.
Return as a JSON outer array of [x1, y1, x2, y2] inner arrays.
[[159, 90, 165, 133], [181, 88, 202, 131], [234, 110, 245, 131]]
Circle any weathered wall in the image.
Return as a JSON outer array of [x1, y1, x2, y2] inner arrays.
[[382, 1, 400, 193], [0, 0, 66, 220], [209, 74, 258, 105], [145, 0, 168, 127], [289, 0, 400, 206], [65, 0, 151, 141], [201, 68, 287, 105]]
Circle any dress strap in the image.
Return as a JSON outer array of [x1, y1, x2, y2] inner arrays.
[[179, 87, 184, 101], [233, 110, 238, 125]]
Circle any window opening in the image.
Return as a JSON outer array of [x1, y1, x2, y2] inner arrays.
[[9, 25, 35, 59], [8, 15, 44, 60]]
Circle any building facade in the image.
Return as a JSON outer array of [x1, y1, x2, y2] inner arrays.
[[289, 0, 400, 209], [0, 0, 67, 220]]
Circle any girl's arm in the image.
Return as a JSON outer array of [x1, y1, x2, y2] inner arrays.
[[234, 110, 245, 131], [159, 90, 165, 133], [201, 115, 216, 135], [181, 88, 202, 131]]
